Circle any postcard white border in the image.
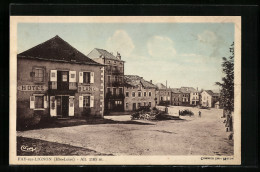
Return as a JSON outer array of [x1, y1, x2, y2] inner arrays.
[[10, 16, 241, 165]]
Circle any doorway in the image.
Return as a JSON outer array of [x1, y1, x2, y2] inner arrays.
[[56, 96, 69, 117], [133, 103, 136, 111]]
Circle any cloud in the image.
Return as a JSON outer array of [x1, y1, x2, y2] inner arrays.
[[197, 30, 225, 57], [147, 36, 177, 59], [106, 30, 135, 56]]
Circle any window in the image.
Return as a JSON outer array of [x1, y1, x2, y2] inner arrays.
[[144, 102, 146, 106], [119, 88, 123, 95], [138, 92, 141, 97], [149, 102, 151, 107], [126, 91, 129, 97], [33, 67, 44, 82], [138, 103, 141, 108], [107, 75, 111, 84], [113, 88, 117, 95], [83, 72, 90, 84], [83, 96, 90, 107], [143, 92, 147, 97], [126, 103, 129, 109], [35, 96, 44, 108], [132, 92, 135, 97], [115, 101, 122, 105], [149, 92, 152, 96], [107, 88, 111, 94], [71, 73, 75, 79]]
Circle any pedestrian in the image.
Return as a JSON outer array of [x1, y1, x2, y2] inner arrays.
[[198, 111, 201, 118]]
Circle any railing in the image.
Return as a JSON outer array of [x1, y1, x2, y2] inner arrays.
[[48, 81, 77, 90]]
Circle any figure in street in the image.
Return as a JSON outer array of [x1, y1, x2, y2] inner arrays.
[[198, 111, 201, 118]]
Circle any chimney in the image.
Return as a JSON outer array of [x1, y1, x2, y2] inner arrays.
[[116, 52, 121, 60], [166, 80, 167, 88], [150, 80, 152, 83]]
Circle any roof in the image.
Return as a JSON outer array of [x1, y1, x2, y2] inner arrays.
[[171, 88, 181, 93], [124, 75, 157, 89], [18, 35, 102, 65], [204, 90, 214, 96], [155, 83, 167, 89], [95, 48, 123, 61], [179, 87, 197, 93]]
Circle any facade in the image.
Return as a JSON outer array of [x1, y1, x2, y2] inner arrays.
[[179, 87, 194, 106], [17, 35, 104, 121], [88, 49, 125, 113], [156, 83, 172, 105], [200, 90, 220, 108], [190, 88, 200, 106], [124, 75, 156, 111], [171, 88, 182, 106]]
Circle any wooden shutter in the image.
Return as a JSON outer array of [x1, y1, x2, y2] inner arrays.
[[79, 96, 83, 107], [30, 96, 35, 109], [90, 96, 94, 107], [50, 96, 57, 117], [69, 71, 77, 90], [69, 71, 76, 82], [79, 72, 83, 83], [44, 96, 48, 108], [90, 72, 94, 83], [50, 70, 57, 81], [69, 96, 75, 116]]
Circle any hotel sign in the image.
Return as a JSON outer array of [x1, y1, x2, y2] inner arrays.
[[18, 85, 48, 91], [78, 86, 98, 92]]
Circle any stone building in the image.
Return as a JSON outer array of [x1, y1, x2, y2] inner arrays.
[[171, 88, 182, 106], [88, 49, 125, 113], [200, 90, 220, 108], [190, 88, 200, 106], [17, 35, 104, 121], [124, 75, 156, 111]]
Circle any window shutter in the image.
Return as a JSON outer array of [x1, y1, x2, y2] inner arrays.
[[30, 96, 35, 109], [90, 72, 94, 83], [44, 96, 48, 108], [69, 71, 76, 82], [90, 96, 94, 107], [79, 72, 83, 83], [69, 96, 75, 116], [79, 96, 83, 107], [69, 71, 77, 90], [50, 96, 57, 117], [50, 70, 57, 81]]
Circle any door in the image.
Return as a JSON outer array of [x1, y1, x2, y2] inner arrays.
[[133, 103, 136, 111], [62, 96, 69, 117], [57, 71, 69, 90], [56, 96, 69, 117]]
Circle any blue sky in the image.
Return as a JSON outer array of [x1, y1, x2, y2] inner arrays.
[[18, 23, 234, 90]]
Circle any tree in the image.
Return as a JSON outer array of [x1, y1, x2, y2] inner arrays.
[[215, 42, 234, 113]]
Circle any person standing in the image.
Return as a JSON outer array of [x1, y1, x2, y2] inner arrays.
[[199, 111, 201, 118]]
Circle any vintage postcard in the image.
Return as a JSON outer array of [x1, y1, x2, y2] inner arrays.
[[9, 16, 241, 165]]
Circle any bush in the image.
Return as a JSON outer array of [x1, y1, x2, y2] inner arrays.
[[179, 109, 194, 116]]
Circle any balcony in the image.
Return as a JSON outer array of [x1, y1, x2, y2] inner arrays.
[[48, 81, 78, 94]]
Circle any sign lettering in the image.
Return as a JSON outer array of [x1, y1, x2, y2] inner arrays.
[[18, 85, 48, 91], [78, 86, 98, 92]]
